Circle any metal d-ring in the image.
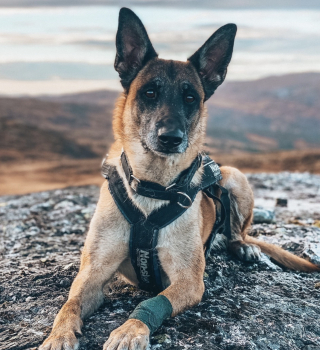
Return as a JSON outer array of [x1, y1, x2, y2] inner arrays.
[[177, 192, 192, 209]]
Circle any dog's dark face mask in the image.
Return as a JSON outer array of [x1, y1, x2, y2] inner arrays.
[[114, 7, 237, 156]]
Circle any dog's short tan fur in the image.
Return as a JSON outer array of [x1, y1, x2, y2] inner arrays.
[[40, 8, 320, 350]]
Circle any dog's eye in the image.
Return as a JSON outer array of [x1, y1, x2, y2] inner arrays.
[[145, 90, 156, 98], [185, 95, 195, 103]]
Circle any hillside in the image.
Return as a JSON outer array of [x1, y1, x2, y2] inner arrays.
[[1, 72, 320, 194], [0, 119, 97, 162], [0, 96, 114, 158], [206, 72, 320, 152]]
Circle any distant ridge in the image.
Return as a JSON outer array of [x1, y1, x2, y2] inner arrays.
[[206, 72, 320, 153], [1, 72, 320, 163]]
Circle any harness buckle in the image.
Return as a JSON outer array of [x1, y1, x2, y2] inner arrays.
[[177, 192, 192, 209]]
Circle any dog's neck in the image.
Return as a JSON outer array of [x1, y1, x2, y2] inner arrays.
[[123, 142, 202, 187]]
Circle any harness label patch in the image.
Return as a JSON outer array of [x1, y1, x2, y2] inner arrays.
[[137, 249, 150, 284]]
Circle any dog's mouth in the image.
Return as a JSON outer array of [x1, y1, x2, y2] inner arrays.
[[157, 147, 184, 155], [142, 138, 188, 157]]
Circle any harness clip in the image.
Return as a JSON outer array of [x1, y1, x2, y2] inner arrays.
[[130, 174, 141, 191], [165, 183, 176, 191]]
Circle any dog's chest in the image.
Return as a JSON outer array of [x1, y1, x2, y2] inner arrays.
[[117, 192, 203, 287], [130, 191, 203, 249]]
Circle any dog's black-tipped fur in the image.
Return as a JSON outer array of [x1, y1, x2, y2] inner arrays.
[[188, 23, 237, 101]]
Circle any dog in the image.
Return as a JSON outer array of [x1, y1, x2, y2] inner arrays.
[[40, 8, 320, 350]]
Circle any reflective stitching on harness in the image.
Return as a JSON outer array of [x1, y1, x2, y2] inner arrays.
[[137, 249, 151, 284]]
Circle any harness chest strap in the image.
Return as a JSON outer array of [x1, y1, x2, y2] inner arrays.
[[101, 152, 231, 293]]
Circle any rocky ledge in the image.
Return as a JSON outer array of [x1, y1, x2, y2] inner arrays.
[[1, 172, 320, 350]]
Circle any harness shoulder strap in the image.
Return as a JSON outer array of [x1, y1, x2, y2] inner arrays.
[[102, 162, 143, 224]]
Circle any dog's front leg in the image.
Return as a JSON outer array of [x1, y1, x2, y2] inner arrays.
[[40, 187, 129, 350], [40, 253, 122, 350], [104, 244, 205, 350]]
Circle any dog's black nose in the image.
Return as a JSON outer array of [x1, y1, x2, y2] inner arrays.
[[158, 128, 184, 148]]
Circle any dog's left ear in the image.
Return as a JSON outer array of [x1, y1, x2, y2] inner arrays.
[[115, 8, 158, 90], [188, 24, 237, 101]]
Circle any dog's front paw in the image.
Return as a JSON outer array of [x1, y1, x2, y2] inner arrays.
[[39, 330, 79, 350], [103, 319, 150, 350], [229, 241, 261, 262]]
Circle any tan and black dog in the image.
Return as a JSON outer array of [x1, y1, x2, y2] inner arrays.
[[40, 8, 320, 350]]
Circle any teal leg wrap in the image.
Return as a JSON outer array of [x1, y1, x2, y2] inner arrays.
[[128, 295, 173, 334]]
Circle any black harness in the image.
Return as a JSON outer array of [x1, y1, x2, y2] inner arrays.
[[101, 152, 231, 293]]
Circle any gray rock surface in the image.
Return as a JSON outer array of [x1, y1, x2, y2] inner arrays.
[[1, 173, 320, 350]]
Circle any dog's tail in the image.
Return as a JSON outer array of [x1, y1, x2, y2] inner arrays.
[[245, 235, 320, 272]]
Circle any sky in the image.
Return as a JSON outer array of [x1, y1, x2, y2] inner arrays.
[[0, 2, 320, 95], [2, 0, 320, 8]]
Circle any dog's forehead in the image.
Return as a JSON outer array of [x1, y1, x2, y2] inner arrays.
[[136, 58, 203, 91]]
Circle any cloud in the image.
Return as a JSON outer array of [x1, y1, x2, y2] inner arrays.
[[70, 39, 115, 50], [0, 33, 114, 46], [0, 79, 122, 96], [0, 62, 117, 80]]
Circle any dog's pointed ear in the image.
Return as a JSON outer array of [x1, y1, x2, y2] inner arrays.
[[114, 8, 158, 90], [188, 24, 237, 101]]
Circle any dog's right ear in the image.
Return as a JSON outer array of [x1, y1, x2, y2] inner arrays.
[[114, 8, 158, 90]]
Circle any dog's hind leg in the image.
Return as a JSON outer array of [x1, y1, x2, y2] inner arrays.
[[219, 166, 261, 262]]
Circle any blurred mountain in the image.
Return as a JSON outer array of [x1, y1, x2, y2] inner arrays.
[[1, 72, 320, 161], [1, 72, 320, 194], [206, 72, 320, 153], [0, 119, 97, 162], [0, 94, 116, 162]]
